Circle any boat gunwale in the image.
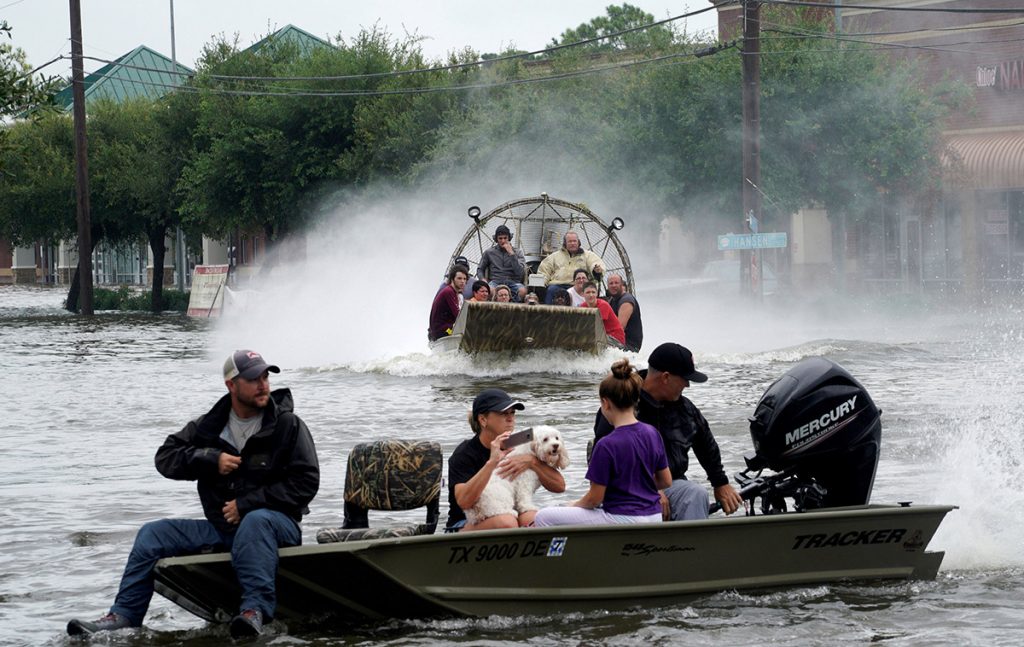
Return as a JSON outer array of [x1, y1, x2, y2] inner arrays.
[[155, 503, 957, 565]]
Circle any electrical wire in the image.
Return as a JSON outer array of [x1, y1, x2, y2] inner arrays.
[[65, 4, 730, 86], [760, 0, 1024, 15], [757, 22, 1024, 56], [56, 46, 734, 99], [15, 56, 65, 82], [758, 17, 1024, 40]]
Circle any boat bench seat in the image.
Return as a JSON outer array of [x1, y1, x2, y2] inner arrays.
[[317, 439, 442, 544]]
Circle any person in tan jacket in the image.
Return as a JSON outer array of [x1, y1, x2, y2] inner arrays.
[[538, 231, 605, 303]]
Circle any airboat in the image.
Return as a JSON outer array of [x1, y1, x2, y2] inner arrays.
[[153, 357, 955, 628], [429, 193, 634, 354]]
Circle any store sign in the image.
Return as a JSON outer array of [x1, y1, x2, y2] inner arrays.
[[976, 66, 996, 87], [977, 59, 1024, 90], [186, 264, 229, 317]]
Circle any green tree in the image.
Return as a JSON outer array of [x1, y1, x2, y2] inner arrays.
[[1, 21, 58, 115], [424, 6, 961, 251], [0, 113, 108, 311], [177, 33, 362, 249], [178, 27, 466, 253], [89, 98, 192, 311], [548, 3, 674, 53], [0, 113, 76, 245]]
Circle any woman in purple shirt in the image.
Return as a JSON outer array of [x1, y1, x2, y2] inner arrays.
[[534, 359, 672, 526]]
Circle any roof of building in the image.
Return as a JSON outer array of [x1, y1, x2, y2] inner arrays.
[[53, 45, 193, 110], [244, 24, 334, 57]]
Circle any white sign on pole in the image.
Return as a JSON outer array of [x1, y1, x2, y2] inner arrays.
[[186, 264, 229, 317]]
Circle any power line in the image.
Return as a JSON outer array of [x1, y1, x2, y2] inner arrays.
[[759, 17, 1024, 40], [64, 4, 729, 87], [15, 56, 65, 81], [71, 9, 1024, 88], [59, 46, 734, 99], [761, 0, 1024, 14], [212, 4, 727, 82], [42, 28, 1022, 101], [759, 23, 1024, 56]]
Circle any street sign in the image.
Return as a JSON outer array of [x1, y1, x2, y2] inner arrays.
[[717, 232, 788, 250]]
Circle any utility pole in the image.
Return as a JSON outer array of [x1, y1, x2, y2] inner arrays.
[[69, 0, 93, 315], [741, 0, 762, 297], [170, 0, 187, 292]]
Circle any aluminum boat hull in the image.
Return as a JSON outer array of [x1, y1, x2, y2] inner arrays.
[[154, 503, 953, 625]]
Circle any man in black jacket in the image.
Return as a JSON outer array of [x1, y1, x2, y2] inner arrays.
[[68, 350, 319, 639], [595, 343, 741, 521]]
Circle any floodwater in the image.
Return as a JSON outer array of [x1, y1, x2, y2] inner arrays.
[[1, 283, 1022, 647]]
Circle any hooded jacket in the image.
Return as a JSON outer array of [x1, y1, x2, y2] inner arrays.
[[538, 244, 605, 285], [154, 388, 320, 534]]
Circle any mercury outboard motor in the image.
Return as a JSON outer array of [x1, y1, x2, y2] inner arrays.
[[727, 357, 881, 514]]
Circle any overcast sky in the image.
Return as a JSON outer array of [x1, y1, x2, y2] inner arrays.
[[6, 0, 719, 78]]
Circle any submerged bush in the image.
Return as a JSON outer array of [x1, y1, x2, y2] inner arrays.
[[93, 287, 189, 312]]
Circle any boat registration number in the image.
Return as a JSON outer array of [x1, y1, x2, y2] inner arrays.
[[447, 537, 566, 564]]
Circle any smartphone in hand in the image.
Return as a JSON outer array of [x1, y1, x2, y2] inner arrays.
[[501, 428, 533, 450]]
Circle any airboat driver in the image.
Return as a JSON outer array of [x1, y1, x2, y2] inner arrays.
[[605, 273, 643, 352], [477, 225, 527, 302], [537, 231, 605, 303]]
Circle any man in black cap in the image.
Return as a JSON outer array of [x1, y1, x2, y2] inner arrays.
[[594, 343, 741, 520], [68, 350, 319, 639], [477, 225, 527, 301], [446, 388, 565, 532]]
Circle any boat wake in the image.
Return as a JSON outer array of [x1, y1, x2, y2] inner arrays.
[[927, 320, 1024, 570], [305, 346, 642, 378]]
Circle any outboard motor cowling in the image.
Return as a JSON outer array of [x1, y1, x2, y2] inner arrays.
[[742, 357, 881, 511]]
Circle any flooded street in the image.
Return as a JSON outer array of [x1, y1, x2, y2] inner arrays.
[[1, 284, 1022, 646]]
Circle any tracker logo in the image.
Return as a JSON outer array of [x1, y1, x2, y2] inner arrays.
[[792, 528, 906, 549], [785, 396, 858, 448]]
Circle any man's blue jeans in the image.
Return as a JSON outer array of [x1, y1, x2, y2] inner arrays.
[[109, 509, 301, 625]]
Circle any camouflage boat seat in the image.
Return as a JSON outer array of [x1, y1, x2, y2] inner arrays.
[[316, 439, 443, 544]]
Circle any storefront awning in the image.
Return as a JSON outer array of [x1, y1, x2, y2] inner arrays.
[[944, 132, 1024, 190]]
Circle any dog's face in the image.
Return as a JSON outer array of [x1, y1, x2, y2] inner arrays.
[[530, 425, 570, 470]]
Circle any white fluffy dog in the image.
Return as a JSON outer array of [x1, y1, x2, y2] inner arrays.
[[465, 425, 570, 526]]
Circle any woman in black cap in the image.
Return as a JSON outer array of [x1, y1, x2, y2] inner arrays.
[[445, 388, 565, 532]]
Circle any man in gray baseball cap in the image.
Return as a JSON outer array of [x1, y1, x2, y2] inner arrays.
[[223, 349, 280, 381], [69, 349, 318, 640], [594, 342, 741, 521]]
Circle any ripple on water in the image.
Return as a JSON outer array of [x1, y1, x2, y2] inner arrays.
[[1, 288, 1022, 646]]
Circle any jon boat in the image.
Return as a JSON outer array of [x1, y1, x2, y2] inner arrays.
[[429, 194, 634, 354], [153, 357, 955, 626]]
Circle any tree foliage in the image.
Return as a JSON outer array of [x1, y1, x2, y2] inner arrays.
[[1, 21, 59, 115], [177, 27, 466, 243], [425, 6, 961, 244], [548, 3, 674, 53], [0, 7, 966, 294]]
